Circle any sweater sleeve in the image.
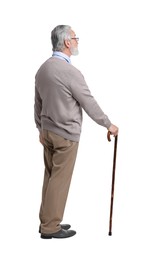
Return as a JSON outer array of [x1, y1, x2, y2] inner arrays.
[[69, 70, 112, 129], [34, 87, 42, 132]]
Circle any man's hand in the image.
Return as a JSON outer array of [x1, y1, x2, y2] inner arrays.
[[108, 124, 119, 137]]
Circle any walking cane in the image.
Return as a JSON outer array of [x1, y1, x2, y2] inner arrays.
[[107, 131, 118, 236]]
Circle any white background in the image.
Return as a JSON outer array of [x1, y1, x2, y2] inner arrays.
[[0, 0, 161, 259]]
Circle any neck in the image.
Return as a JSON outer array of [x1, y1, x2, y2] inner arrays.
[[62, 49, 71, 57]]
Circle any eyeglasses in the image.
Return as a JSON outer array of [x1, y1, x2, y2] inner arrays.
[[71, 37, 79, 42]]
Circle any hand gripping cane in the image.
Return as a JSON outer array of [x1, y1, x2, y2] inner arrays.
[[107, 131, 118, 236]]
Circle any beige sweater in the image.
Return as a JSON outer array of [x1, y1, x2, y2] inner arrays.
[[34, 57, 111, 142]]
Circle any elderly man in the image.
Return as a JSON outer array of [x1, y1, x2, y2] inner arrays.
[[34, 25, 118, 239]]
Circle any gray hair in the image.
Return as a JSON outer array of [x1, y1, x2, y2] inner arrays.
[[51, 25, 71, 52]]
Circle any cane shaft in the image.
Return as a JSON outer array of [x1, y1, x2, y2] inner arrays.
[[109, 135, 118, 236]]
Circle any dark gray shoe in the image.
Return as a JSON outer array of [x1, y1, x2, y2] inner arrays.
[[39, 224, 71, 233], [41, 229, 76, 239]]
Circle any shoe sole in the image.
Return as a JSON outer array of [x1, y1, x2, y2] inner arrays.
[[41, 232, 76, 239]]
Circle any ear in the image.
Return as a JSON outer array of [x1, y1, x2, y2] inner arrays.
[[64, 39, 71, 49]]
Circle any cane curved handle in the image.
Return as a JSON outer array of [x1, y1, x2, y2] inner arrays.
[[107, 131, 111, 142]]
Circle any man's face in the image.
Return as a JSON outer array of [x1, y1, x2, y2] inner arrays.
[[69, 30, 79, 56]]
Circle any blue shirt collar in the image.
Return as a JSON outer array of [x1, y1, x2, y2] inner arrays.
[[52, 51, 71, 64]]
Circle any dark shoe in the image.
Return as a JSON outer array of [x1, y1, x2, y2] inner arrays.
[[39, 224, 71, 233], [41, 229, 76, 239]]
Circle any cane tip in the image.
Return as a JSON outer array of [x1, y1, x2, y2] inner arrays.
[[108, 231, 112, 236]]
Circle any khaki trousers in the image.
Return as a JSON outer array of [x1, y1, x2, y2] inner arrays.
[[39, 130, 79, 234]]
